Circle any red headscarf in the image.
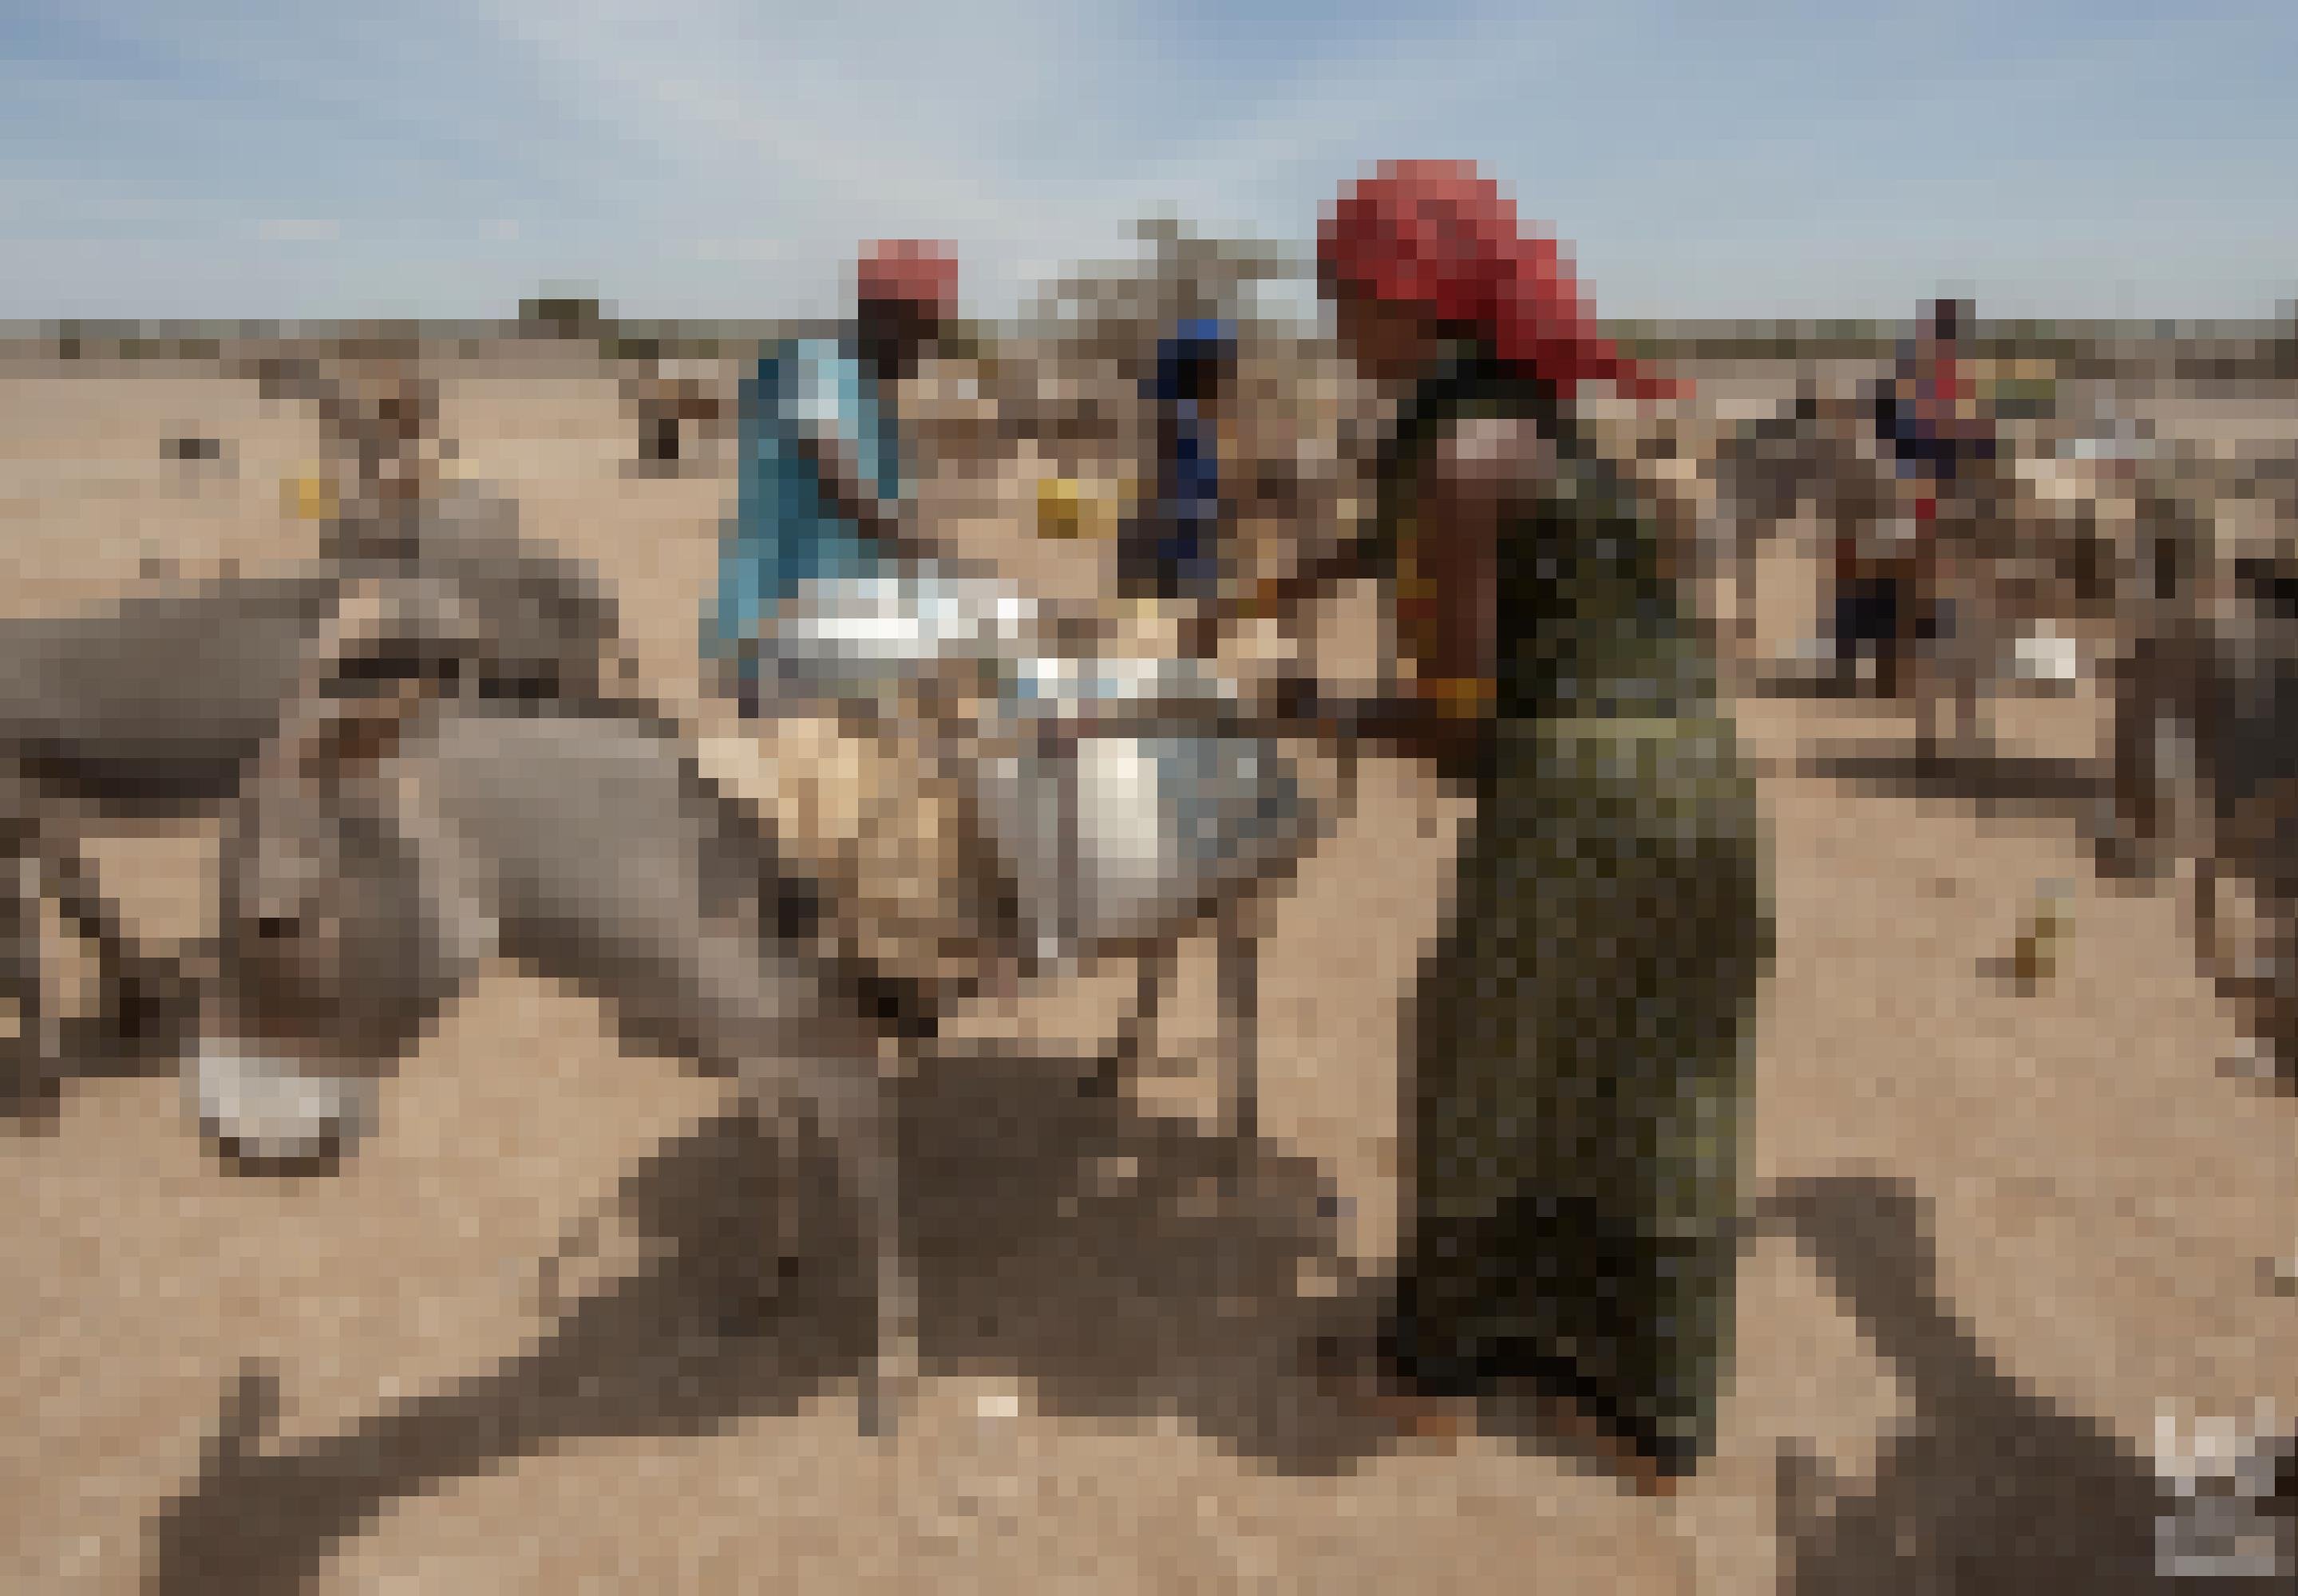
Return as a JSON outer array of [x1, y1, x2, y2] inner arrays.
[[854, 239, 960, 320], [1318, 160, 1683, 401]]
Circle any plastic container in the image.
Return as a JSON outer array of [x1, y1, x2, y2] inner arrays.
[[1035, 475, 1127, 541], [284, 468, 338, 523], [1037, 476, 1088, 539]]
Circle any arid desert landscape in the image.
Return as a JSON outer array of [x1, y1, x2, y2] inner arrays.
[[2, 341, 2295, 1594]]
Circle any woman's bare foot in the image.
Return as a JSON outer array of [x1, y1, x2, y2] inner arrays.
[[1307, 1336, 1477, 1444], [1307, 1336, 1684, 1492], [1528, 1389, 1681, 1499]]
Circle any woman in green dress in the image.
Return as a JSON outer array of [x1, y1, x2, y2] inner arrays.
[[1296, 161, 1774, 1483]]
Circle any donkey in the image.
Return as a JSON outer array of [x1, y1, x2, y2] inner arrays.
[[197, 675, 922, 1434], [623, 361, 731, 474], [2105, 527, 2298, 1083], [1675, 380, 1917, 672], [3, 348, 639, 1114], [0, 492, 631, 1116], [1892, 448, 2133, 766]]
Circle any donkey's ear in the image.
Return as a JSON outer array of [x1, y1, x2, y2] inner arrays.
[[268, 587, 457, 789], [312, 575, 485, 693], [268, 679, 438, 788], [269, 579, 472, 788]]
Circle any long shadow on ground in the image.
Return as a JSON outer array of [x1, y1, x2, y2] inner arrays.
[[147, 1092, 2296, 1591], [1797, 745, 2110, 827], [141, 1041, 1410, 1594], [1762, 1171, 2288, 1594]]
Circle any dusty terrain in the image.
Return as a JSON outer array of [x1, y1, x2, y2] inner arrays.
[[2, 355, 2293, 1593]]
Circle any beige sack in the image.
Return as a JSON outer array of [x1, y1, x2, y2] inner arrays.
[[695, 709, 1006, 1000]]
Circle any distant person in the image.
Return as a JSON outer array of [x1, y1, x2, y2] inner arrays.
[[706, 239, 957, 712], [1877, 297, 1991, 487], [1852, 298, 1993, 696], [1295, 160, 1772, 1488], [1831, 492, 1936, 701], [1117, 318, 1237, 611]]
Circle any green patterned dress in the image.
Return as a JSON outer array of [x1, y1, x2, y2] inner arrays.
[[1378, 358, 1774, 1476]]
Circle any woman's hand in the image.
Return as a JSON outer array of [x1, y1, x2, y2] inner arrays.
[[1258, 677, 1483, 774]]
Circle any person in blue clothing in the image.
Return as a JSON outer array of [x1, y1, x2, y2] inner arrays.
[[706, 239, 959, 712], [1117, 318, 1237, 610]]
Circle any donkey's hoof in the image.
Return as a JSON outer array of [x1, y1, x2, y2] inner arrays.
[[2, 1061, 65, 1131], [857, 1383, 905, 1441], [2088, 837, 2154, 884], [2216, 1041, 2283, 1084]]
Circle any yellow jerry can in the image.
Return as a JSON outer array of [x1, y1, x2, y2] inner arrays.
[[1036, 475, 1086, 539], [284, 468, 337, 523], [1037, 474, 1129, 541]]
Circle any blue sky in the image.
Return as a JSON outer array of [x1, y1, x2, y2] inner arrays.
[[3, 1, 2293, 322]]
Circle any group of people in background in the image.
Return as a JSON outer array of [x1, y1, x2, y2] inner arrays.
[[706, 161, 1778, 1490]]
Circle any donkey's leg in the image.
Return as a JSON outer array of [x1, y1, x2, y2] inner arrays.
[[2207, 859, 2292, 1080], [2194, 842, 2246, 1000], [1955, 648, 1985, 763], [696, 927, 915, 1438], [1215, 893, 1261, 1152], [1908, 629, 1944, 765], [815, 1068, 915, 1440], [2, 846, 52, 1116], [746, 1049, 913, 1440], [2260, 903, 2298, 1087], [2106, 672, 2166, 879], [1105, 946, 1171, 1099], [1736, 520, 1762, 647], [37, 833, 195, 1057], [0, 808, 179, 1108], [0, 769, 56, 1113]]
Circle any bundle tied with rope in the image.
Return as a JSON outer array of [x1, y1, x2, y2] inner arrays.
[[695, 582, 1348, 1012], [694, 683, 1011, 1013]]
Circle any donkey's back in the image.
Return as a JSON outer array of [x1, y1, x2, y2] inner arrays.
[[0, 573, 341, 804]]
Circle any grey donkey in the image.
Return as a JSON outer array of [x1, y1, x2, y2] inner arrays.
[[2107, 535, 2298, 1085], [198, 676, 922, 1436], [4, 342, 631, 1116], [0, 483, 632, 1118]]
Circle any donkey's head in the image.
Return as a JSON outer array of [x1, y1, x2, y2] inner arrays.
[[192, 658, 492, 1168]]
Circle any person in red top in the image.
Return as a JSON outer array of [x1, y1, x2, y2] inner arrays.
[[1849, 298, 1989, 699]]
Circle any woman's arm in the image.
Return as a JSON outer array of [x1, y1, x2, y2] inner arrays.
[[1284, 682, 1485, 771], [1252, 535, 1382, 630], [1414, 413, 1556, 681], [1200, 413, 1554, 772]]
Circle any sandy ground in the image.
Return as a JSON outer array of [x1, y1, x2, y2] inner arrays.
[[2, 358, 2294, 1594]]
